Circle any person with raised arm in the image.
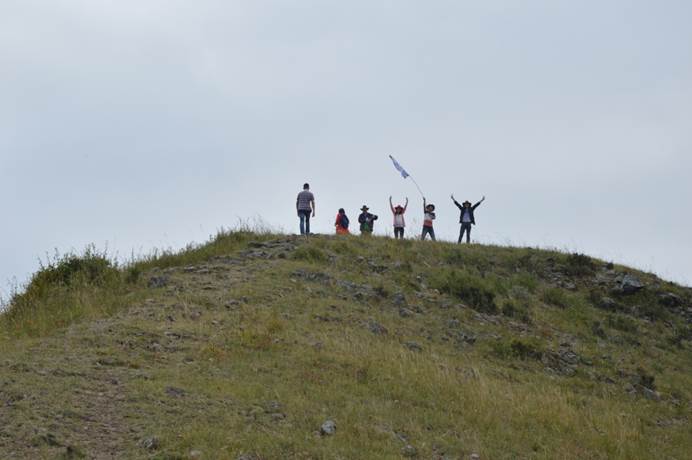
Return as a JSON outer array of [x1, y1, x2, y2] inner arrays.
[[421, 198, 436, 241], [451, 194, 486, 244], [389, 196, 408, 239]]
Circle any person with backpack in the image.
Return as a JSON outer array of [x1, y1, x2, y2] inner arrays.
[[335, 208, 350, 235], [296, 183, 316, 235], [358, 205, 378, 236], [389, 196, 408, 239], [421, 198, 436, 241], [452, 194, 486, 243]]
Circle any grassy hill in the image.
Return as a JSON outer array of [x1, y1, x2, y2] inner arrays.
[[1, 231, 690, 459]]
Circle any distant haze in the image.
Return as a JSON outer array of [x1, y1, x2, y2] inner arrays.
[[2, 0, 691, 300]]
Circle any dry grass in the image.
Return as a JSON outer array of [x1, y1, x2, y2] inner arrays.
[[0, 231, 690, 458]]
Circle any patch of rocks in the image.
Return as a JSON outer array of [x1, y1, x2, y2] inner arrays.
[[338, 280, 376, 301], [542, 344, 586, 376], [320, 419, 337, 436], [141, 436, 160, 451], [165, 386, 186, 398], [240, 239, 298, 259], [404, 341, 423, 352], [366, 320, 388, 335], [615, 274, 646, 295], [147, 275, 169, 288], [291, 269, 332, 283]]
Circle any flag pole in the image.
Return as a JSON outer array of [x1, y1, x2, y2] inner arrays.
[[409, 176, 425, 199], [389, 154, 425, 198]]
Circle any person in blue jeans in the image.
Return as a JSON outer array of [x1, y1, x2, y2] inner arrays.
[[296, 183, 316, 235], [452, 194, 485, 243]]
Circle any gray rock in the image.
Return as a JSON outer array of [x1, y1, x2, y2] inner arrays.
[[402, 444, 418, 457], [559, 349, 580, 366], [618, 274, 645, 294], [399, 308, 414, 318], [147, 276, 169, 288], [165, 386, 186, 398], [320, 420, 337, 436], [642, 387, 662, 401], [453, 331, 477, 346], [189, 450, 203, 459], [404, 341, 423, 352], [141, 437, 160, 451], [367, 320, 388, 335], [598, 297, 618, 311], [659, 293, 683, 307], [448, 319, 461, 328], [470, 454, 481, 460], [393, 293, 407, 307], [237, 455, 260, 460]]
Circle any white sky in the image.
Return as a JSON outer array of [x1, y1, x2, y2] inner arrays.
[[2, 0, 691, 299]]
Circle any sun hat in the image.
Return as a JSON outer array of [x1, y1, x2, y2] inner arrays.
[[360, 205, 369, 211]]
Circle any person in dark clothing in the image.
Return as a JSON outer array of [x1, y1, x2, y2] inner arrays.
[[451, 194, 485, 243], [358, 205, 378, 236]]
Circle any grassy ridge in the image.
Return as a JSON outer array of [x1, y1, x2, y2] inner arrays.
[[1, 231, 690, 459]]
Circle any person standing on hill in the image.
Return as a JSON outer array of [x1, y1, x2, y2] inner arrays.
[[358, 205, 378, 236], [421, 198, 436, 241], [452, 194, 485, 243], [296, 183, 315, 235], [389, 196, 408, 239], [335, 208, 350, 235]]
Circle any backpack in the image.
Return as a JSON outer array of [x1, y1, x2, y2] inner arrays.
[[341, 215, 350, 229]]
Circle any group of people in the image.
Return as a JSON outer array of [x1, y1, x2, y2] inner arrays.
[[296, 183, 486, 244]]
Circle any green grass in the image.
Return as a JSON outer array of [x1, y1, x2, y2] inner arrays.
[[1, 231, 690, 459]]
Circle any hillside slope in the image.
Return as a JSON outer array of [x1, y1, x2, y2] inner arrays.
[[1, 232, 691, 459]]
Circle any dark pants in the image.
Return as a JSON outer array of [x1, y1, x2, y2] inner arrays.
[[298, 210, 311, 235], [458, 222, 472, 243], [394, 227, 404, 239], [421, 226, 435, 241]]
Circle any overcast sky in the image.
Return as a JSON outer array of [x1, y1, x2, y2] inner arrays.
[[2, 0, 691, 300]]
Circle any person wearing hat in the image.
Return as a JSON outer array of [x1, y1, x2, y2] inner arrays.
[[421, 198, 436, 241], [451, 194, 486, 243], [358, 205, 378, 236], [389, 196, 409, 239]]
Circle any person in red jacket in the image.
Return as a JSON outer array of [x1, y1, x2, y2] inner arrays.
[[335, 208, 350, 235]]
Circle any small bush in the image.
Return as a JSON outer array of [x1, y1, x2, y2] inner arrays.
[[492, 338, 544, 360], [431, 269, 497, 314], [563, 253, 596, 277], [502, 300, 532, 323], [591, 321, 607, 338], [542, 288, 571, 309], [511, 273, 539, 293], [606, 314, 638, 334], [292, 246, 327, 263]]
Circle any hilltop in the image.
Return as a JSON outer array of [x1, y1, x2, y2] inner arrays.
[[1, 231, 690, 459]]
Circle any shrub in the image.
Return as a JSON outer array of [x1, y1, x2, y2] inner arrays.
[[431, 269, 498, 314], [605, 314, 638, 334], [542, 288, 571, 309], [502, 300, 532, 323], [492, 338, 544, 360], [291, 246, 327, 263], [563, 253, 596, 277], [16, 250, 119, 301]]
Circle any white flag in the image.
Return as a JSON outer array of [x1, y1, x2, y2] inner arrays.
[[389, 155, 410, 178]]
